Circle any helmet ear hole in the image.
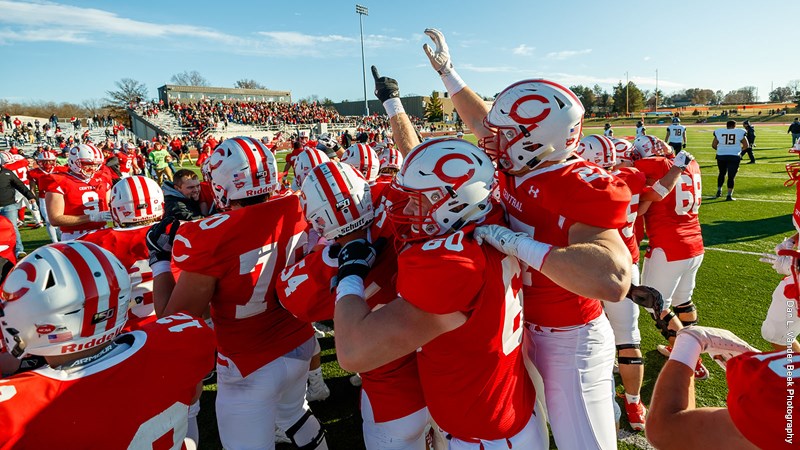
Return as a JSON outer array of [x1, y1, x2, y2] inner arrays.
[[554, 95, 566, 109], [45, 271, 55, 289]]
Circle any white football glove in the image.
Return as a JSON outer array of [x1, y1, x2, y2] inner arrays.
[[677, 326, 758, 370], [759, 252, 794, 276], [673, 150, 694, 170], [88, 211, 112, 223], [28, 202, 38, 212], [775, 236, 797, 253], [474, 224, 525, 258], [422, 28, 454, 76], [474, 225, 553, 271]]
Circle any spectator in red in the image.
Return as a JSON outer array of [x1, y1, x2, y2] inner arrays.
[[12, 118, 21, 129], [196, 142, 212, 168]]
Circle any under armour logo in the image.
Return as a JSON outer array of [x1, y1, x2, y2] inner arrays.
[[528, 186, 539, 198]]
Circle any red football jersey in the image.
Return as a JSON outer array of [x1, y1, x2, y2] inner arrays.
[[277, 240, 424, 423], [611, 167, 648, 263], [635, 157, 704, 261], [0, 313, 215, 449], [29, 166, 67, 199], [48, 172, 111, 234], [498, 159, 631, 326], [397, 225, 534, 440], [4, 157, 29, 186], [0, 216, 16, 264], [117, 151, 134, 175], [79, 225, 183, 330], [727, 350, 794, 449], [172, 195, 314, 377], [793, 183, 800, 234]]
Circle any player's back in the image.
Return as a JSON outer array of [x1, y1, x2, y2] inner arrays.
[[0, 313, 215, 450], [172, 194, 313, 377], [396, 226, 534, 440]]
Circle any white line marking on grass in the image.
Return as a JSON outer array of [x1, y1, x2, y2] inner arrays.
[[705, 247, 765, 256], [618, 430, 654, 449], [701, 196, 794, 203]]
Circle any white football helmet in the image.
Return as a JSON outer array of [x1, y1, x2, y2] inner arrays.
[[341, 143, 380, 182], [206, 136, 278, 208], [110, 176, 165, 227], [36, 150, 58, 173], [292, 148, 331, 190], [300, 161, 374, 240], [481, 79, 585, 172], [612, 138, 634, 164], [68, 143, 104, 180], [316, 134, 340, 157], [632, 135, 673, 160], [389, 138, 494, 242], [379, 146, 404, 173], [0, 242, 131, 357], [0, 152, 15, 166], [577, 135, 616, 169]]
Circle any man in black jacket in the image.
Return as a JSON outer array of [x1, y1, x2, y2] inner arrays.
[[790, 117, 800, 146], [0, 167, 37, 257], [162, 169, 203, 220], [741, 120, 756, 164]]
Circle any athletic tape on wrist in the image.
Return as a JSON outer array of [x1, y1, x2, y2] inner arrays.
[[441, 70, 466, 97], [669, 333, 703, 369], [382, 98, 405, 119], [336, 275, 365, 304], [150, 260, 171, 277], [516, 237, 553, 272], [652, 181, 670, 198]]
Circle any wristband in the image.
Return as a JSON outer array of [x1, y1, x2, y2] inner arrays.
[[382, 98, 405, 119], [441, 70, 466, 97], [651, 181, 670, 199], [150, 260, 171, 277], [669, 333, 703, 369], [336, 275, 365, 304], [515, 238, 554, 272]]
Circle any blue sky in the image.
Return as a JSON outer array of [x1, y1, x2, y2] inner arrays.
[[0, 0, 794, 105]]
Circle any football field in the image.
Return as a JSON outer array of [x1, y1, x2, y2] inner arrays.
[[19, 124, 798, 449]]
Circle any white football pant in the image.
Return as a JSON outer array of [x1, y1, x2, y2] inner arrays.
[[762, 276, 800, 345], [447, 408, 547, 450], [642, 247, 704, 310], [361, 391, 429, 450], [604, 263, 642, 346], [525, 314, 617, 450], [215, 337, 326, 450], [38, 198, 59, 243]]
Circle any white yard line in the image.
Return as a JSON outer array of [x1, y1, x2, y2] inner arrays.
[[704, 247, 765, 257]]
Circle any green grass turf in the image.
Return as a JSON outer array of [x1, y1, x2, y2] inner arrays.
[[17, 126, 800, 449]]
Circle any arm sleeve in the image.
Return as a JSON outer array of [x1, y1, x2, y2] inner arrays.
[[10, 175, 35, 201]]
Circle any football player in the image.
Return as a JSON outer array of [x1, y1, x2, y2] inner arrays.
[[0, 241, 214, 448], [377, 144, 403, 182], [0, 152, 44, 230], [152, 136, 328, 450], [422, 29, 630, 449], [712, 120, 749, 200], [665, 117, 687, 153], [28, 150, 67, 243], [632, 136, 709, 379], [636, 120, 647, 137], [603, 122, 614, 137], [290, 147, 330, 192], [279, 161, 429, 450], [340, 143, 381, 184], [334, 137, 547, 448], [647, 326, 783, 449], [45, 143, 112, 241], [579, 134, 695, 430]]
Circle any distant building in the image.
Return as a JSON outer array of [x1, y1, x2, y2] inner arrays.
[[158, 85, 291, 105]]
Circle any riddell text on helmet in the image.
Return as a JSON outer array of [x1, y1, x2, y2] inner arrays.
[[60, 329, 117, 353], [245, 185, 273, 197]]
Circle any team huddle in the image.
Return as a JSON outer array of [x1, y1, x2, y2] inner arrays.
[[0, 29, 795, 450]]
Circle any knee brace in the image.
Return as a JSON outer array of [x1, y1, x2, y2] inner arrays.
[[287, 410, 327, 450], [616, 344, 643, 365], [673, 302, 698, 327], [655, 311, 677, 340]]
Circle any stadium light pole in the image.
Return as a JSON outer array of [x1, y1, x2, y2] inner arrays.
[[625, 71, 629, 116], [655, 69, 659, 113], [356, 4, 369, 116]]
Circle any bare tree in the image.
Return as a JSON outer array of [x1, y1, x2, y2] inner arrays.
[[81, 98, 105, 117], [105, 78, 149, 107], [170, 70, 210, 87], [234, 79, 266, 90]]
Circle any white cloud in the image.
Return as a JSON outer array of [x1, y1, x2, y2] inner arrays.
[[512, 44, 535, 56], [257, 31, 355, 46], [461, 64, 521, 73], [643, 56, 652, 61], [546, 49, 592, 60]]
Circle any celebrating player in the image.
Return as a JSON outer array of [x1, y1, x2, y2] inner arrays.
[[45, 143, 112, 241], [0, 241, 214, 448], [334, 137, 547, 448], [422, 29, 631, 449], [28, 150, 66, 243], [153, 136, 328, 450]]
